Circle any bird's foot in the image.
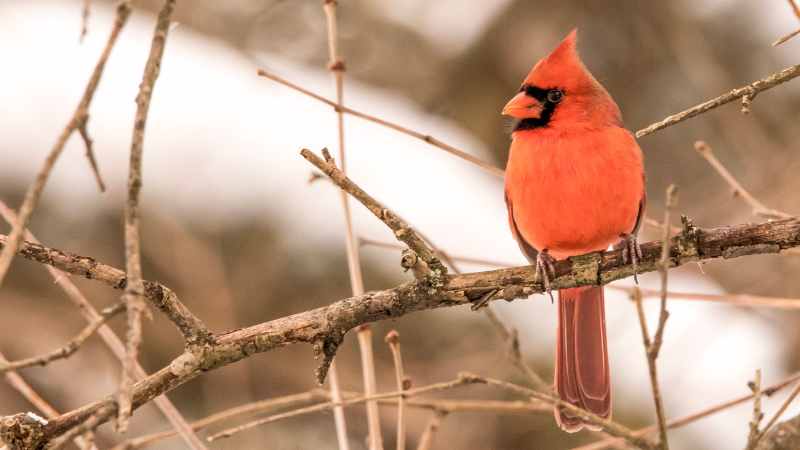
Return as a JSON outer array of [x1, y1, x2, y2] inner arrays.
[[535, 249, 557, 303], [618, 233, 643, 284]]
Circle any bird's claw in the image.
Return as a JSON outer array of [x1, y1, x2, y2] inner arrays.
[[535, 250, 557, 303], [619, 233, 643, 284]]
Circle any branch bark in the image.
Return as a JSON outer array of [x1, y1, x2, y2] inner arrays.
[[1, 213, 799, 446]]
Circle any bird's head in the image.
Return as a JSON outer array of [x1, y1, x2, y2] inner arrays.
[[502, 29, 621, 133]]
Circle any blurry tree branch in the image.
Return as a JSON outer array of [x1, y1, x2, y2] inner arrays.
[[0, 303, 124, 374], [574, 372, 800, 450], [320, 0, 377, 446], [257, 69, 505, 178], [693, 141, 792, 219], [0, 1, 131, 291]]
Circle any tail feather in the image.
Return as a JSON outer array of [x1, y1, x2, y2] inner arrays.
[[554, 286, 611, 432]]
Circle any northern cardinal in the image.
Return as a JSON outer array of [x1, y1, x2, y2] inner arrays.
[[502, 30, 645, 432]]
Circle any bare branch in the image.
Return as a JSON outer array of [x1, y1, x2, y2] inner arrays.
[[635, 64, 800, 138], [302, 148, 446, 279], [773, 28, 800, 46], [385, 331, 408, 450], [574, 372, 800, 450], [77, 120, 106, 192], [746, 369, 765, 450], [0, 303, 124, 374], [118, 0, 177, 431], [0, 201, 206, 450], [476, 375, 656, 449], [256, 69, 504, 178], [415, 411, 446, 450], [652, 185, 677, 359], [207, 375, 479, 442], [694, 141, 792, 219], [80, 0, 91, 42], [0, 1, 131, 291]]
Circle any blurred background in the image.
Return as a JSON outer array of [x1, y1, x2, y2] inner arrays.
[[1, 0, 799, 449]]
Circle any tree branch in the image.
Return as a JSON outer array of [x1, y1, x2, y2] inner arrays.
[[0, 235, 211, 347], [0, 303, 124, 374], [0, 1, 131, 290], [0, 213, 798, 446], [635, 64, 800, 138], [117, 0, 177, 432]]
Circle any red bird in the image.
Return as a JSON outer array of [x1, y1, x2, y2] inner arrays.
[[502, 30, 645, 432]]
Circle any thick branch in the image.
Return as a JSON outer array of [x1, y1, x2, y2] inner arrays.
[[2, 217, 800, 446]]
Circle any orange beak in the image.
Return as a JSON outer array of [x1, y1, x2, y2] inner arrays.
[[502, 92, 542, 119]]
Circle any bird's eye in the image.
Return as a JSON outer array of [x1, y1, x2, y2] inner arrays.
[[547, 89, 564, 103]]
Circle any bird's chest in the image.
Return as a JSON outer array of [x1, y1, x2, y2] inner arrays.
[[505, 129, 643, 259]]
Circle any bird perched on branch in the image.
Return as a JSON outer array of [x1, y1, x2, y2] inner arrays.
[[502, 29, 646, 432]]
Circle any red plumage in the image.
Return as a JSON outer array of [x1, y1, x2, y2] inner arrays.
[[502, 29, 645, 432]]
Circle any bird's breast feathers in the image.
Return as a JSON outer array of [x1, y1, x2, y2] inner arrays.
[[505, 127, 644, 259]]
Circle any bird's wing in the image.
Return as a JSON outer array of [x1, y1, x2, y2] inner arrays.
[[630, 179, 647, 236], [505, 191, 539, 264]]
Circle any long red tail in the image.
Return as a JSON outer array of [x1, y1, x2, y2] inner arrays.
[[555, 286, 611, 432]]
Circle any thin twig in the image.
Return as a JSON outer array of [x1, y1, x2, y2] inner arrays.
[[327, 362, 351, 450], [386, 331, 408, 450], [118, 0, 176, 433], [110, 391, 325, 450], [0, 352, 100, 450], [633, 185, 677, 450], [788, 0, 800, 18], [47, 407, 114, 450], [0, 1, 131, 291], [256, 69, 504, 178], [652, 185, 677, 359], [301, 149, 446, 277], [415, 411, 446, 450], [2, 352, 59, 419], [207, 374, 481, 442], [755, 378, 800, 445], [746, 369, 764, 450], [320, 1, 375, 448], [112, 392, 550, 450], [361, 237, 515, 268], [635, 64, 800, 137], [0, 202, 206, 450], [0, 303, 124, 374], [694, 141, 792, 219], [572, 372, 800, 450], [772, 28, 800, 46], [80, 0, 91, 42], [475, 374, 656, 449], [77, 121, 106, 192]]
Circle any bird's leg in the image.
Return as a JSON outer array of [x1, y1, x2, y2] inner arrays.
[[617, 233, 643, 284], [535, 249, 557, 303]]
